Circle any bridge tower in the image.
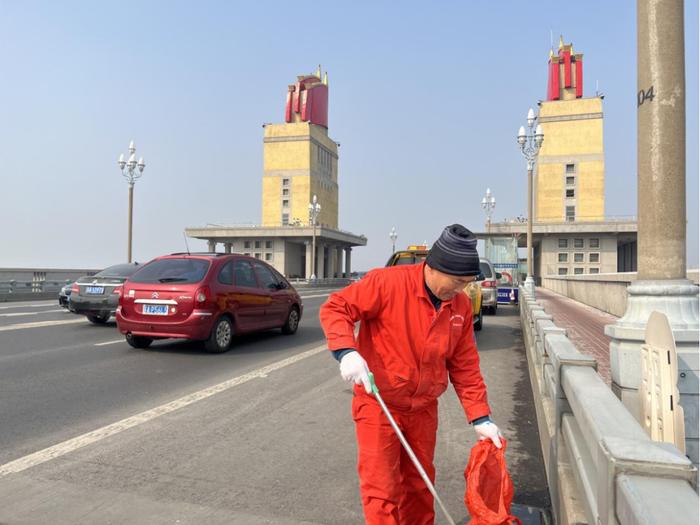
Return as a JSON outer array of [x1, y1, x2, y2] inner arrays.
[[261, 67, 339, 229], [536, 37, 605, 224]]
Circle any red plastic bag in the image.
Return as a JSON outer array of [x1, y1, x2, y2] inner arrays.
[[464, 438, 521, 525]]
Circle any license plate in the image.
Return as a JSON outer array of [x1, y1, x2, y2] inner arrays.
[[86, 286, 104, 295], [143, 304, 169, 316]]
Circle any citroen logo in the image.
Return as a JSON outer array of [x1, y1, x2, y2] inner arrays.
[[152, 292, 159, 299]]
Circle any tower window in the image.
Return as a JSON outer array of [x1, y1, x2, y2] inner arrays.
[[254, 241, 261, 249], [282, 178, 289, 187], [282, 199, 289, 208], [566, 188, 575, 198], [282, 213, 289, 225], [566, 206, 576, 222], [566, 164, 576, 174], [589, 268, 600, 274], [558, 238, 568, 248], [244, 241, 251, 249], [558, 253, 568, 263], [566, 176, 575, 186], [282, 188, 289, 196], [574, 238, 584, 248], [574, 253, 584, 263], [589, 253, 600, 263], [590, 238, 600, 248], [574, 268, 584, 275], [558, 267, 568, 275], [265, 241, 273, 249]]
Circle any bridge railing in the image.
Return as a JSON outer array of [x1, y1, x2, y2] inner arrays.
[[0, 279, 71, 295], [520, 286, 698, 524]]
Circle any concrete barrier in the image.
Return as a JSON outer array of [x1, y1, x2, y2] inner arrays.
[[520, 286, 698, 524], [541, 270, 699, 317]]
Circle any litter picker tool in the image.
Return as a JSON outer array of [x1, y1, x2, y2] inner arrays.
[[368, 372, 456, 525]]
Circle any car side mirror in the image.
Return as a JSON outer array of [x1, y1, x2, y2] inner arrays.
[[476, 272, 485, 281], [496, 272, 502, 280]]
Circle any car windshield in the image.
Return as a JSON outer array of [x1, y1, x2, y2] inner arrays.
[[95, 264, 141, 278], [479, 261, 493, 278], [392, 252, 427, 266], [128, 258, 210, 284]]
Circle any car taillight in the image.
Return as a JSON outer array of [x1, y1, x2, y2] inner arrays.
[[112, 286, 123, 296], [481, 280, 496, 288], [195, 285, 210, 305], [71, 283, 80, 294]]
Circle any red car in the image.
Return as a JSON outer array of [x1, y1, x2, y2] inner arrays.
[[116, 253, 303, 353]]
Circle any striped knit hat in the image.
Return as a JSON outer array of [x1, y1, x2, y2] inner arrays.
[[426, 224, 481, 276]]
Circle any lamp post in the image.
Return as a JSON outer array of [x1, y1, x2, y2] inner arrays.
[[481, 188, 496, 233], [117, 140, 146, 263], [308, 194, 321, 279], [389, 226, 398, 253], [517, 108, 544, 295]]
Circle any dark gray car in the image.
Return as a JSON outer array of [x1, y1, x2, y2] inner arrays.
[[69, 263, 141, 324]]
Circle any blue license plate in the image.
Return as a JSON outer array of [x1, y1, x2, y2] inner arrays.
[[86, 286, 104, 295], [143, 304, 168, 316]]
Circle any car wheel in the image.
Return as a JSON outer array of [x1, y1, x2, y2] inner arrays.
[[281, 306, 300, 335], [474, 306, 483, 331], [126, 334, 153, 349], [87, 314, 110, 324], [205, 316, 233, 353]]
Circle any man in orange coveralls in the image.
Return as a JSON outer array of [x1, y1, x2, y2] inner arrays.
[[320, 224, 502, 525]]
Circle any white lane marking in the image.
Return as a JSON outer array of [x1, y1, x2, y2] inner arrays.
[[0, 309, 65, 317], [0, 302, 56, 310], [300, 293, 331, 299], [94, 339, 124, 346], [0, 344, 327, 477], [0, 319, 85, 332]]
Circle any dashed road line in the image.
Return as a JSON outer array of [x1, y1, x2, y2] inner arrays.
[[0, 309, 65, 317], [0, 344, 327, 477], [0, 319, 86, 332], [94, 339, 124, 346]]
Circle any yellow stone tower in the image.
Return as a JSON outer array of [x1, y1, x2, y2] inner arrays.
[[536, 38, 605, 223], [261, 67, 339, 229]]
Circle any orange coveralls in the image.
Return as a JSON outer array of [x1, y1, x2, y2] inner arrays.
[[320, 262, 491, 525]]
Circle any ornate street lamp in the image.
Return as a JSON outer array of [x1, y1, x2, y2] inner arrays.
[[517, 108, 544, 294], [389, 226, 398, 253], [117, 140, 146, 263], [308, 195, 321, 279], [481, 188, 496, 233]]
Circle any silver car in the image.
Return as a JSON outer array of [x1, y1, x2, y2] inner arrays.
[[479, 258, 501, 314]]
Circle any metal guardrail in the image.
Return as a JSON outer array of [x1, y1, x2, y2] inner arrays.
[[288, 278, 352, 287], [0, 280, 71, 295], [520, 286, 698, 524]]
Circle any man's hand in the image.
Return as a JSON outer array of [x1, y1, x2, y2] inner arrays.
[[339, 351, 372, 394], [474, 420, 502, 449]]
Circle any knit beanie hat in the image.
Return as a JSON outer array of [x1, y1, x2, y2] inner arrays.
[[426, 224, 481, 276]]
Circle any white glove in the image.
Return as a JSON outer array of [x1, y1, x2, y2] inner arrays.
[[474, 420, 503, 449], [339, 351, 372, 394]]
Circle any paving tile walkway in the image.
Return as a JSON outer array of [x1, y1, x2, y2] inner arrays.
[[534, 287, 618, 386]]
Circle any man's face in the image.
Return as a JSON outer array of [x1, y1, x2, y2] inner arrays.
[[424, 265, 477, 301]]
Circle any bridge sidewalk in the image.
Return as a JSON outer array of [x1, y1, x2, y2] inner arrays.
[[534, 287, 618, 386]]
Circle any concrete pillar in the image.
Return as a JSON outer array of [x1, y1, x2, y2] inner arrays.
[[605, 0, 699, 465], [207, 240, 216, 252], [317, 243, 325, 279], [345, 247, 352, 277], [337, 247, 344, 277], [224, 242, 232, 254], [328, 245, 336, 278], [305, 242, 313, 279]]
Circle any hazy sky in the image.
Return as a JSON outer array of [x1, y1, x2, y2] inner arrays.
[[1, 1, 697, 271]]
